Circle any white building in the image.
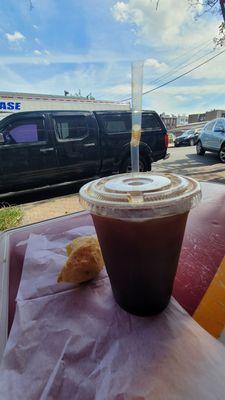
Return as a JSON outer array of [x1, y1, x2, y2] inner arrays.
[[177, 114, 188, 126], [0, 91, 130, 120]]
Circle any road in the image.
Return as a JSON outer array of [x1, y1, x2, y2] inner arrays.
[[2, 146, 225, 207], [2, 145, 225, 226], [154, 146, 225, 184]]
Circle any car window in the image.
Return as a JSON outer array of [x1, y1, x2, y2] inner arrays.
[[142, 114, 161, 130], [180, 131, 190, 137], [214, 120, 225, 132], [54, 115, 88, 140], [1, 118, 46, 144], [101, 114, 131, 134], [204, 120, 215, 132]]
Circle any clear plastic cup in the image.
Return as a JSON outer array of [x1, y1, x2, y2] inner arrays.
[[79, 173, 201, 316]]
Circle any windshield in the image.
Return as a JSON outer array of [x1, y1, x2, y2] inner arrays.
[[181, 131, 192, 137]]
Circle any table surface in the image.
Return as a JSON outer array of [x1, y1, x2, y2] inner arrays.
[[4, 180, 225, 329], [174, 181, 225, 315], [0, 181, 225, 399]]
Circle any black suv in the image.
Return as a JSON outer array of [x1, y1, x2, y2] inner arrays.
[[0, 110, 168, 194]]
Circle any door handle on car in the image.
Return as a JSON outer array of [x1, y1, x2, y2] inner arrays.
[[84, 143, 96, 147], [40, 147, 54, 153]]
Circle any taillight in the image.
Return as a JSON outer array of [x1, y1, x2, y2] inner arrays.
[[165, 132, 169, 148]]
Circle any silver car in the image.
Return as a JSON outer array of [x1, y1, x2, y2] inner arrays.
[[196, 118, 225, 163]]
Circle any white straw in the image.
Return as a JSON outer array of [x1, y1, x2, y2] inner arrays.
[[131, 61, 144, 172]]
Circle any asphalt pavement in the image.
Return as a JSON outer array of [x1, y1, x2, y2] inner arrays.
[[2, 145, 225, 226], [5, 145, 225, 208], [154, 145, 225, 184]]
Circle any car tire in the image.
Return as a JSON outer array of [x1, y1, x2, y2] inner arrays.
[[120, 155, 151, 173], [174, 143, 178, 147], [196, 141, 205, 156], [190, 139, 195, 146], [219, 145, 225, 163]]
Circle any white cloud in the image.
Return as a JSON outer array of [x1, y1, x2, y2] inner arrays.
[[0, 52, 133, 65], [0, 63, 120, 99], [101, 84, 130, 95], [112, 1, 130, 22], [33, 25, 39, 30], [44, 49, 50, 55], [144, 82, 225, 96], [0, 65, 30, 92], [0, 61, 224, 115], [144, 58, 167, 70], [189, 50, 225, 80], [107, 81, 225, 97], [35, 38, 41, 44], [175, 95, 186, 102], [5, 31, 25, 42], [142, 85, 225, 114], [111, 0, 218, 48], [34, 50, 42, 56], [100, 79, 225, 113]]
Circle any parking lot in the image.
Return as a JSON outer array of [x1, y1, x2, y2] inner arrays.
[[154, 146, 225, 184]]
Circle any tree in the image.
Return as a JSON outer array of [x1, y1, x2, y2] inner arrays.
[[188, 0, 225, 46]]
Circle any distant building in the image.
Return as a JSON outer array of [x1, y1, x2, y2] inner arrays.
[[188, 109, 225, 124], [160, 113, 177, 129], [188, 113, 205, 124], [0, 91, 130, 121], [177, 114, 188, 125], [205, 109, 225, 120]]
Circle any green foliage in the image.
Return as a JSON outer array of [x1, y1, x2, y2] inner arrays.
[[188, 0, 225, 46], [0, 205, 23, 231]]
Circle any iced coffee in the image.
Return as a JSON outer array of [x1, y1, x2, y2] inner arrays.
[[79, 173, 201, 316]]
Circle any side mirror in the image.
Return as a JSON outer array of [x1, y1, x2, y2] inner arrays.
[[0, 132, 4, 144]]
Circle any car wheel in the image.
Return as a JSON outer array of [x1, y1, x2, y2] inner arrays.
[[219, 145, 225, 163], [196, 141, 205, 156], [120, 156, 151, 173], [190, 139, 195, 146]]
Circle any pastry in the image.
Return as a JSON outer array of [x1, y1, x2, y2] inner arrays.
[[57, 236, 104, 284]]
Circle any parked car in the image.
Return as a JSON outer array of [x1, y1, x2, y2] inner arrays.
[[195, 128, 203, 136], [196, 118, 225, 163], [174, 129, 199, 147], [0, 110, 169, 194]]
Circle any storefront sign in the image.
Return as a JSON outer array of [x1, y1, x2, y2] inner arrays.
[[0, 102, 21, 110]]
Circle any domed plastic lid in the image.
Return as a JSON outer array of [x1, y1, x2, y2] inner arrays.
[[79, 173, 201, 219]]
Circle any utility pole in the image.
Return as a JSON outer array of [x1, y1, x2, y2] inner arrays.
[[220, 0, 225, 22]]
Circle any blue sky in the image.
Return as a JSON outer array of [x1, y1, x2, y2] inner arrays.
[[0, 0, 224, 114]]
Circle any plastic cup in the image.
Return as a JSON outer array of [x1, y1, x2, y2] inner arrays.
[[79, 173, 201, 316]]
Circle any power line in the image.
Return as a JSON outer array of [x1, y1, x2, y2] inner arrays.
[[148, 46, 214, 87], [199, 91, 224, 108], [163, 38, 212, 66], [144, 39, 215, 90], [119, 38, 214, 101], [142, 39, 213, 91], [142, 49, 225, 95], [120, 48, 225, 102]]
